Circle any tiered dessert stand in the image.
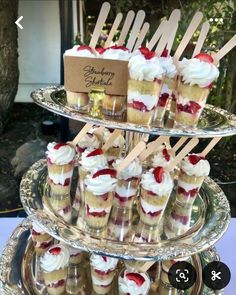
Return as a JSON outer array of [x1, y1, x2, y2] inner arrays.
[[0, 85, 236, 295]]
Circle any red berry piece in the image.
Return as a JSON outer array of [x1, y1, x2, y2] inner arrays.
[[161, 48, 169, 57], [139, 47, 150, 55], [153, 167, 164, 183], [157, 93, 169, 107], [188, 154, 204, 165], [178, 186, 198, 197], [86, 149, 103, 157], [144, 50, 155, 60], [96, 47, 107, 54], [128, 100, 148, 112], [49, 246, 61, 255], [92, 168, 117, 179], [54, 143, 66, 150], [86, 205, 107, 217], [194, 52, 214, 63], [177, 101, 202, 114], [102, 256, 108, 262], [126, 273, 145, 286], [162, 148, 170, 162], [77, 45, 93, 53], [110, 45, 129, 51], [64, 178, 70, 186]]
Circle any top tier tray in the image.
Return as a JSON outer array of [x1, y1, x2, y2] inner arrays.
[[31, 86, 236, 138]]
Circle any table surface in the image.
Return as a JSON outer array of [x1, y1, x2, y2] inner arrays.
[[0, 217, 235, 295]]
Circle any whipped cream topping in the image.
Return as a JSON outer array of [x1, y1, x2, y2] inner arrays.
[[40, 245, 70, 272], [48, 170, 73, 185], [141, 169, 173, 195], [90, 254, 118, 271], [85, 171, 117, 195], [64, 45, 95, 58], [119, 270, 150, 295], [113, 158, 142, 180], [128, 90, 157, 111], [152, 149, 173, 168], [180, 154, 210, 177], [115, 185, 137, 197], [129, 53, 164, 81], [46, 142, 75, 165], [140, 197, 164, 213], [159, 56, 177, 78], [179, 57, 219, 87], [102, 48, 131, 61], [77, 133, 100, 150], [32, 222, 45, 234], [79, 149, 107, 172]]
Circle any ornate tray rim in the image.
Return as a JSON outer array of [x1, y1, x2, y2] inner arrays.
[[0, 218, 223, 295], [19, 159, 230, 261], [31, 85, 236, 138]]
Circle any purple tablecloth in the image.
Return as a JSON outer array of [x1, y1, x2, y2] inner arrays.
[[0, 217, 235, 294]]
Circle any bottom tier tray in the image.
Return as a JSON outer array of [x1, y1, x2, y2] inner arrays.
[[0, 218, 222, 295]]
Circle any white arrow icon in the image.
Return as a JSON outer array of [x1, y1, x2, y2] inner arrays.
[[15, 16, 23, 29]]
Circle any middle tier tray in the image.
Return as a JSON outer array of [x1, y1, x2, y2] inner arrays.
[[20, 159, 230, 261]]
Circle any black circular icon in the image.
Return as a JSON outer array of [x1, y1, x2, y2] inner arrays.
[[202, 261, 231, 290], [168, 261, 197, 290]]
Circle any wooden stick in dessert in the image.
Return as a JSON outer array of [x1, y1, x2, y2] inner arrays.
[[166, 9, 181, 53], [68, 123, 93, 147], [166, 137, 199, 171], [147, 20, 168, 51], [139, 136, 170, 162], [102, 129, 122, 152], [214, 34, 236, 64], [117, 10, 135, 46], [89, 2, 111, 48], [139, 261, 156, 273], [200, 137, 222, 157], [133, 22, 150, 51], [155, 9, 181, 56], [105, 12, 123, 48], [192, 21, 210, 57], [116, 141, 146, 173], [174, 11, 203, 61], [172, 137, 188, 152], [126, 10, 146, 51]]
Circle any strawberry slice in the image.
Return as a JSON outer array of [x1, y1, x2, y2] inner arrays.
[[139, 47, 150, 55], [188, 154, 204, 165], [126, 273, 145, 286], [157, 93, 169, 107], [96, 47, 107, 54], [102, 256, 108, 262], [178, 186, 199, 197], [144, 50, 155, 60], [49, 246, 61, 255], [92, 168, 117, 179], [110, 45, 129, 51], [194, 52, 214, 63], [54, 143, 66, 150], [86, 149, 103, 157], [161, 48, 169, 57], [77, 45, 93, 53], [64, 178, 70, 186], [177, 101, 202, 114], [153, 167, 164, 183], [162, 148, 170, 162], [128, 100, 148, 112]]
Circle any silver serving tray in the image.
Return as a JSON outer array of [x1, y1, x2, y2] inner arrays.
[[20, 159, 230, 261], [31, 86, 236, 138], [0, 218, 223, 295]]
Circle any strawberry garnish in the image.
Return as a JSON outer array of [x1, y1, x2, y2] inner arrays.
[[139, 47, 155, 60], [153, 167, 164, 183], [139, 47, 150, 55], [54, 143, 66, 150], [96, 47, 107, 54], [92, 168, 117, 179], [162, 148, 170, 161], [188, 154, 204, 165], [194, 53, 214, 63], [77, 45, 93, 53], [110, 45, 129, 51], [126, 273, 145, 286], [102, 256, 108, 262], [49, 246, 61, 255], [161, 48, 169, 57], [86, 149, 103, 157]]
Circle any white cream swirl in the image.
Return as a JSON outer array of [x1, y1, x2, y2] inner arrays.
[[119, 270, 150, 295], [64, 45, 95, 58], [102, 48, 131, 61], [129, 54, 164, 81], [79, 149, 107, 172], [85, 171, 117, 195], [77, 133, 100, 150], [113, 158, 142, 180], [181, 154, 210, 177], [141, 169, 173, 195], [40, 245, 70, 272], [46, 142, 75, 165], [90, 254, 118, 271], [152, 149, 174, 168], [159, 56, 177, 78], [179, 58, 219, 87]]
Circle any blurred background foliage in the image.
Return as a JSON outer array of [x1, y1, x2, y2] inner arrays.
[[79, 0, 236, 114]]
